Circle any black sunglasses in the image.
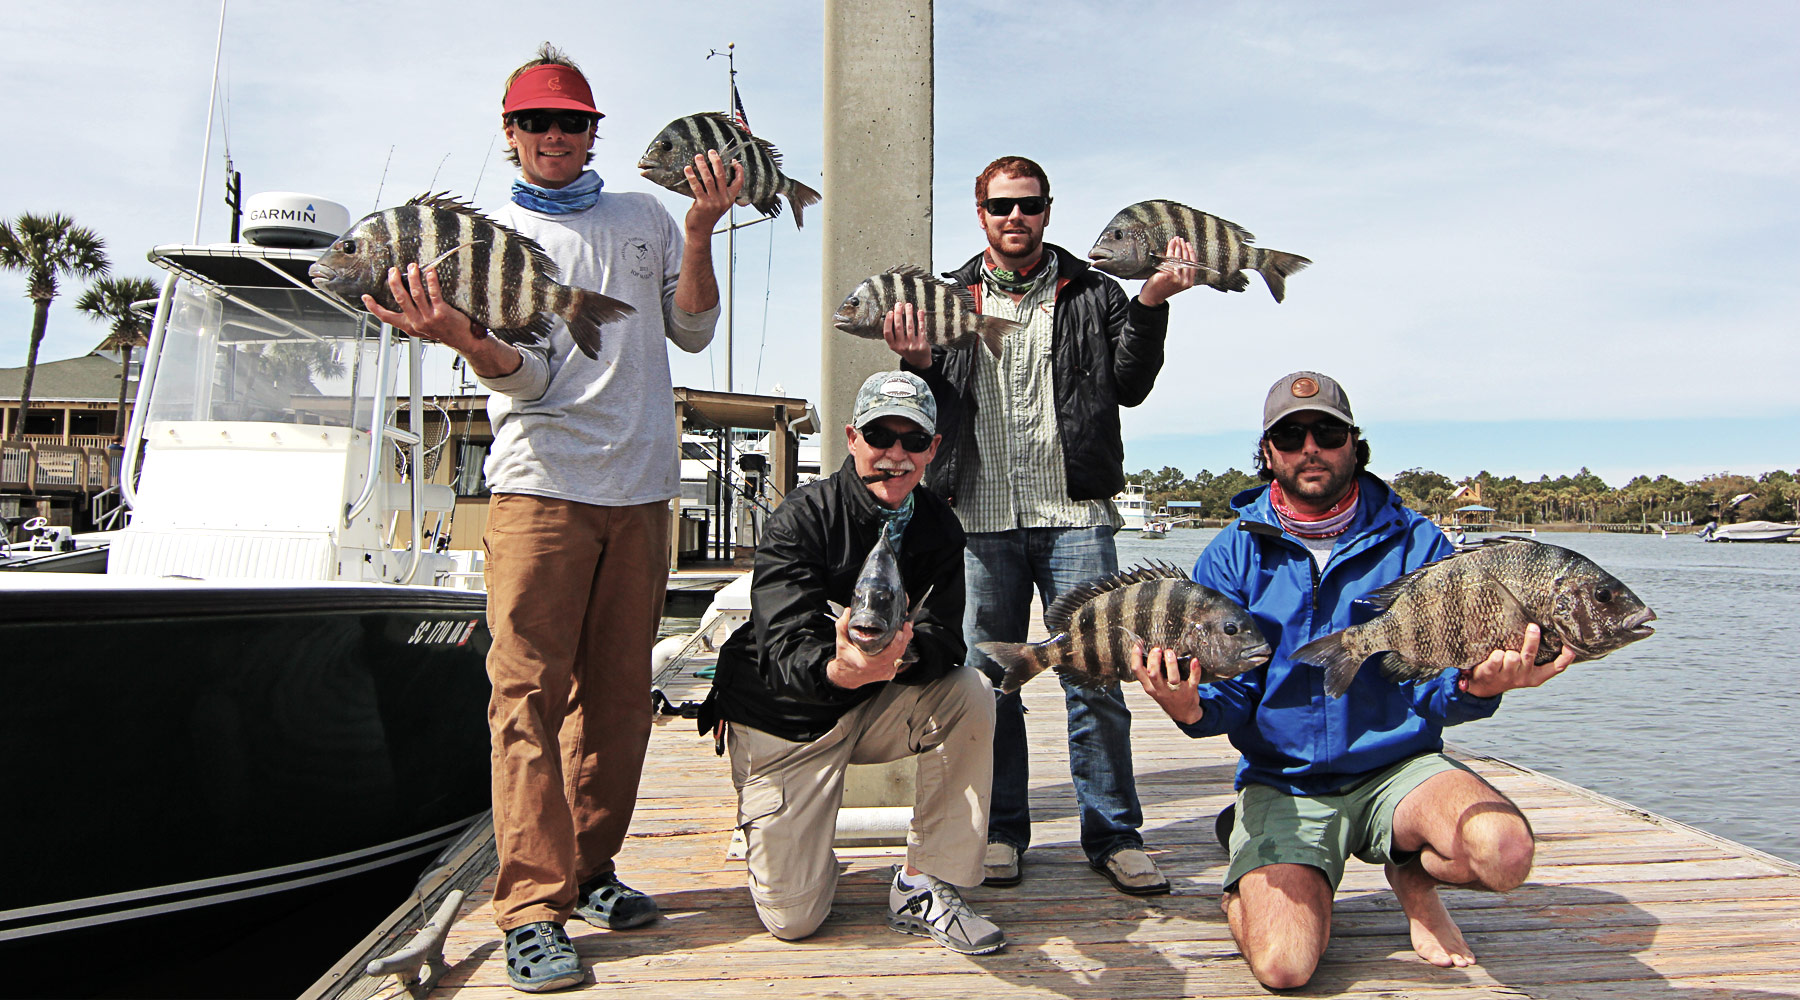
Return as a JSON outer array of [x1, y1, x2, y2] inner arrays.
[[859, 424, 934, 453], [1266, 419, 1354, 452], [981, 196, 1050, 217], [508, 111, 597, 135]]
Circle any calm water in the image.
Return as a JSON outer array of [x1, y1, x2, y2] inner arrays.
[[1113, 528, 1800, 863]]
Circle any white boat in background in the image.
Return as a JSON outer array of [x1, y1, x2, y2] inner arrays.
[[1697, 520, 1799, 543], [1114, 483, 1151, 531]]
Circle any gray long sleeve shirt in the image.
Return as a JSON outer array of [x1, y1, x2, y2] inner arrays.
[[477, 190, 718, 506]]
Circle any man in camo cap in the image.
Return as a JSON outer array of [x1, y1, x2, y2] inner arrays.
[[699, 371, 1006, 956]]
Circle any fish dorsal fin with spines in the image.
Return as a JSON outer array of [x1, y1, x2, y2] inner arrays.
[[403, 192, 561, 281], [692, 112, 784, 166], [1359, 536, 1542, 613], [1043, 561, 1190, 633], [1159, 199, 1255, 243], [884, 264, 979, 311]]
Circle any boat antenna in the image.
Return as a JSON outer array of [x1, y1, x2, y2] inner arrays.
[[221, 73, 243, 242], [754, 216, 774, 393], [471, 134, 497, 200], [372, 145, 395, 211], [427, 152, 451, 193], [190, 0, 228, 243], [707, 43, 737, 392]]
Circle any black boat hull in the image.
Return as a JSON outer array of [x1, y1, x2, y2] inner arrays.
[[0, 583, 493, 995]]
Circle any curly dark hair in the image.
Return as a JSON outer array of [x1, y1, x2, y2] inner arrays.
[[501, 42, 596, 168], [1254, 430, 1372, 482]]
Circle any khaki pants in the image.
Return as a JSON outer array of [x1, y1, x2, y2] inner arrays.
[[483, 493, 669, 930], [728, 664, 995, 940]]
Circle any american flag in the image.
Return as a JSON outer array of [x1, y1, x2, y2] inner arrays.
[[730, 78, 752, 135]]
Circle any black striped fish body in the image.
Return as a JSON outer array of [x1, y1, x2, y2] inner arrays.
[[1296, 538, 1657, 698], [978, 563, 1271, 694], [1086, 199, 1312, 303], [832, 265, 1025, 359], [637, 113, 822, 229], [308, 194, 633, 360]]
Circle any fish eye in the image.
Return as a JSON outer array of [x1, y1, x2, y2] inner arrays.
[[1109, 229, 1122, 241], [1223, 622, 1238, 635], [338, 240, 356, 254], [1595, 587, 1613, 603], [657, 140, 672, 152], [847, 296, 859, 306]]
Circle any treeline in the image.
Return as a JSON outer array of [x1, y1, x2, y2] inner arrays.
[[1127, 465, 1800, 525]]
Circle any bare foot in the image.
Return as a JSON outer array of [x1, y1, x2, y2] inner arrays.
[[1386, 861, 1474, 968]]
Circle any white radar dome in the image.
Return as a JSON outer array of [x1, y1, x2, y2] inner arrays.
[[241, 193, 350, 249]]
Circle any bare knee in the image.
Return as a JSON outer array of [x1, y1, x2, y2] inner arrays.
[[1464, 812, 1534, 891], [1246, 951, 1319, 991]]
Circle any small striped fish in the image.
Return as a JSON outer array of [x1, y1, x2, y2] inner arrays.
[[637, 113, 822, 229], [978, 563, 1271, 694], [1087, 199, 1312, 303], [1296, 539, 1656, 698], [308, 194, 633, 360], [832, 265, 1024, 359]]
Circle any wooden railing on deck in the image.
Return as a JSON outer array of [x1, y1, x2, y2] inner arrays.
[[0, 440, 119, 494]]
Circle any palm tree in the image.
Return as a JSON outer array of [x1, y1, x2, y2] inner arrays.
[[76, 276, 160, 440], [0, 212, 110, 439]]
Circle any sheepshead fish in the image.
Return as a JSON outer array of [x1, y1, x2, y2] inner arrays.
[[309, 194, 633, 360], [832, 265, 1024, 359], [1296, 538, 1657, 698], [637, 112, 822, 229], [978, 563, 1271, 694], [826, 531, 930, 656], [1086, 199, 1311, 303]]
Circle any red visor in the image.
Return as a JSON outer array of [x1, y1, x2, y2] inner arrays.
[[503, 64, 602, 117]]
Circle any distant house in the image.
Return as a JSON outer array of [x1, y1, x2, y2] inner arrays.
[[0, 352, 131, 446], [1451, 503, 1496, 528]]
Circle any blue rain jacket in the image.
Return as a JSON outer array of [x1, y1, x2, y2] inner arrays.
[[1183, 474, 1502, 795]]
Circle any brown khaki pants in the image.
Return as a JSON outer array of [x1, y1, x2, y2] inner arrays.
[[483, 493, 669, 930]]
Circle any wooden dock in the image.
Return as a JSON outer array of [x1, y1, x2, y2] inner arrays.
[[313, 669, 1800, 1000]]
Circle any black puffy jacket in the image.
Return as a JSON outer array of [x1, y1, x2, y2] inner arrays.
[[908, 244, 1170, 505], [700, 458, 967, 744]]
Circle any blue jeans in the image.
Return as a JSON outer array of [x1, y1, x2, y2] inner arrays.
[[963, 526, 1142, 864]]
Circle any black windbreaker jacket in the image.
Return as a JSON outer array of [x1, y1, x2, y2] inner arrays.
[[700, 458, 967, 744], [906, 243, 1171, 505]]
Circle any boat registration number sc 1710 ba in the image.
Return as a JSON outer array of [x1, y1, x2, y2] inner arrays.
[[408, 619, 482, 646]]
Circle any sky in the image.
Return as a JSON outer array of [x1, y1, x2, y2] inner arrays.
[[1, 1, 1794, 487]]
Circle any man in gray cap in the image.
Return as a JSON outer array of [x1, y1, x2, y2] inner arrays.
[[699, 371, 1005, 955], [1130, 370, 1572, 989]]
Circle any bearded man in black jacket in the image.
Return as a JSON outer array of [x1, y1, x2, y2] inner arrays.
[[701, 371, 1004, 956]]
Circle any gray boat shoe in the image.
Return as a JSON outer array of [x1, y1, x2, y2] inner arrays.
[[1091, 847, 1171, 896], [503, 921, 584, 993], [573, 872, 661, 930], [982, 841, 1022, 887], [887, 867, 1007, 955]]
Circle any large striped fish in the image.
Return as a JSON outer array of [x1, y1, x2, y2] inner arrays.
[[1297, 538, 1655, 698], [978, 563, 1271, 694], [1086, 199, 1312, 303], [832, 265, 1024, 359], [307, 194, 632, 360], [637, 113, 822, 229]]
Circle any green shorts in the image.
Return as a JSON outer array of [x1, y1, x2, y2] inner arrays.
[[1224, 753, 1476, 892]]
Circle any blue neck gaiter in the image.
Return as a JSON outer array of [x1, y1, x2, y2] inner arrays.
[[511, 170, 603, 215]]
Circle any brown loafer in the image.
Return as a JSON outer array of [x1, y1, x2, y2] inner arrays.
[[1090, 847, 1170, 896]]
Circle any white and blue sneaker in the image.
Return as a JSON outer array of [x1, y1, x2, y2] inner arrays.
[[886, 867, 1006, 955]]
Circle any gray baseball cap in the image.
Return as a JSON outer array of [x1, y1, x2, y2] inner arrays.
[[851, 371, 937, 435], [1262, 371, 1354, 431]]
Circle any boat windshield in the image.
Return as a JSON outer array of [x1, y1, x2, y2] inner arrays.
[[144, 278, 393, 432]]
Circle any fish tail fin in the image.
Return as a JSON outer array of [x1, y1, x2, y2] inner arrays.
[[974, 314, 1026, 358], [1293, 630, 1366, 698], [557, 286, 637, 360], [1257, 250, 1312, 304], [784, 178, 822, 229], [978, 640, 1049, 694]]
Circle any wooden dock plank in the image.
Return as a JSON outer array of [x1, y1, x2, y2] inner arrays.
[[319, 631, 1800, 1000]]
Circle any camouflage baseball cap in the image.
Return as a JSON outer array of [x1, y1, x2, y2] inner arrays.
[[1263, 371, 1354, 430], [850, 371, 937, 435]]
